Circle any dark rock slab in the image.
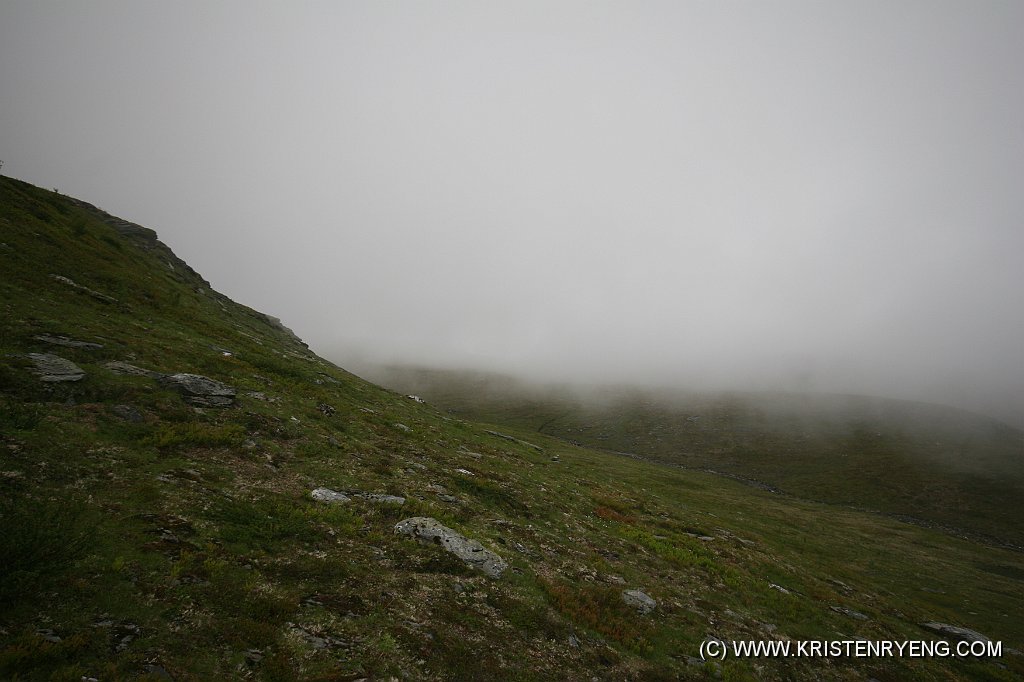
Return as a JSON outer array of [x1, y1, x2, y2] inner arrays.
[[159, 373, 236, 407], [920, 622, 991, 643], [104, 361, 164, 379], [34, 334, 104, 350]]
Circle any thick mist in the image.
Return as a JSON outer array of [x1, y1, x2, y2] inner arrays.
[[2, 2, 1022, 425]]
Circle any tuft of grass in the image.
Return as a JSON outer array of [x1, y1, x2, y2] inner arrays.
[[0, 497, 95, 606]]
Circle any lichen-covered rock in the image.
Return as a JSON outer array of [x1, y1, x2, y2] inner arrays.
[[28, 353, 85, 382], [394, 517, 508, 578], [158, 373, 236, 407], [622, 589, 657, 614]]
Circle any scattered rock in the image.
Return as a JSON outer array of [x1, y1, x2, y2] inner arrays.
[[604, 574, 626, 585], [34, 334, 104, 350], [158, 373, 236, 407], [111, 404, 143, 423], [394, 423, 412, 432], [317, 402, 336, 416], [437, 494, 459, 504], [394, 517, 508, 578], [622, 589, 657, 615], [311, 488, 351, 504], [104, 361, 163, 378], [244, 649, 263, 664], [768, 582, 791, 594], [407, 395, 425, 403], [28, 353, 85, 382], [919, 622, 992, 643], [831, 606, 868, 620]]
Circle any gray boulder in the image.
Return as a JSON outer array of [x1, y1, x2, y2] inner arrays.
[[920, 622, 991, 643], [394, 517, 508, 578], [159, 373, 236, 407], [622, 589, 657, 615], [28, 353, 85, 382]]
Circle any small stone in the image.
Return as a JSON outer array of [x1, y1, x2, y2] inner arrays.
[[143, 664, 174, 680], [831, 606, 868, 620], [353, 492, 406, 505], [622, 589, 657, 615], [35, 628, 61, 643], [394, 423, 412, 432]]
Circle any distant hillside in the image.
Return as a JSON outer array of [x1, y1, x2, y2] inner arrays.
[[365, 365, 1024, 547], [2, 176, 1023, 681]]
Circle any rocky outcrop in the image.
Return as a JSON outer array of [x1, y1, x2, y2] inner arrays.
[[28, 353, 85, 382], [158, 373, 236, 407], [394, 517, 508, 578]]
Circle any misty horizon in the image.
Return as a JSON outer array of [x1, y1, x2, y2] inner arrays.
[[2, 1, 1022, 426]]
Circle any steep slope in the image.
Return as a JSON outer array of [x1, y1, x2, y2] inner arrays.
[[366, 366, 1024, 547], [1, 176, 1023, 681]]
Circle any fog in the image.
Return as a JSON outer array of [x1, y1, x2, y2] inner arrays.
[[2, 2, 1022, 425]]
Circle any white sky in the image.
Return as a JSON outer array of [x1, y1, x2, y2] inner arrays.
[[2, 1, 1022, 423]]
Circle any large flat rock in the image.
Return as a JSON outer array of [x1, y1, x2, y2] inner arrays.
[[394, 517, 507, 578]]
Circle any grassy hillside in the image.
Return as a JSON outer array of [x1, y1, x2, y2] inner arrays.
[[366, 366, 1024, 548], [2, 176, 1023, 681]]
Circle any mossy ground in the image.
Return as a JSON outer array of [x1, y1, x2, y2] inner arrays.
[[2, 176, 1022, 680]]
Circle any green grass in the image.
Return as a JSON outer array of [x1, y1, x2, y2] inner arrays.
[[367, 366, 1024, 547], [1, 175, 1023, 680]]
